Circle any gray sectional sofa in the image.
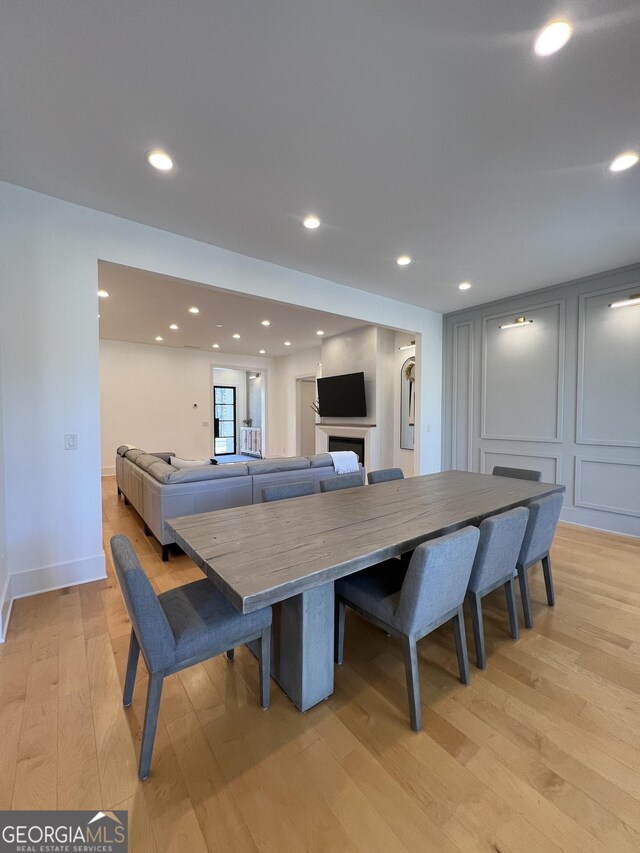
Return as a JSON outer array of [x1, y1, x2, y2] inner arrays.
[[115, 447, 363, 560]]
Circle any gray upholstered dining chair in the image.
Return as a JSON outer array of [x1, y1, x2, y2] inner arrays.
[[111, 535, 272, 780], [367, 468, 405, 485], [261, 481, 314, 502], [516, 493, 563, 628], [492, 466, 542, 482], [466, 507, 529, 669], [335, 526, 480, 731], [320, 473, 363, 492]]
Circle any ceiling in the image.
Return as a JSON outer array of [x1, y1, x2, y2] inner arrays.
[[2, 1, 639, 314], [98, 262, 371, 357]]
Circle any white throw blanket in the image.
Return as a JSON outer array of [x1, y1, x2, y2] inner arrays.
[[328, 450, 360, 474]]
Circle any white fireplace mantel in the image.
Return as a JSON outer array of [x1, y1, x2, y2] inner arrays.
[[315, 423, 379, 472]]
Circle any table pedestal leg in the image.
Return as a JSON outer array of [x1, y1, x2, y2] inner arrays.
[[249, 582, 334, 712]]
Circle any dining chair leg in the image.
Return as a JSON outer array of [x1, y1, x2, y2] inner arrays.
[[504, 577, 519, 640], [139, 672, 164, 780], [453, 606, 470, 684], [401, 635, 422, 731], [517, 565, 534, 629], [542, 554, 555, 607], [335, 599, 346, 665], [123, 629, 140, 707], [226, 648, 235, 661], [259, 626, 271, 710], [468, 593, 485, 670]]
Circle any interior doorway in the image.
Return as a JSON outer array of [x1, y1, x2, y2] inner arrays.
[[296, 377, 317, 457]]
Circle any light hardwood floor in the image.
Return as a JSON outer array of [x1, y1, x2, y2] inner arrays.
[[0, 476, 638, 852]]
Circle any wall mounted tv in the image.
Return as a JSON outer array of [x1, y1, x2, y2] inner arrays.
[[317, 372, 367, 417]]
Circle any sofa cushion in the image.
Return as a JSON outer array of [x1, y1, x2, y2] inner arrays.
[[247, 457, 311, 475], [147, 460, 175, 484], [308, 453, 333, 468], [117, 444, 136, 457], [170, 456, 212, 470], [166, 463, 250, 483], [124, 448, 146, 463], [136, 453, 169, 472]]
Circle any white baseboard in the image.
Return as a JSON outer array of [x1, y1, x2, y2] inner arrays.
[[0, 552, 107, 643], [559, 518, 640, 540], [102, 467, 116, 477]]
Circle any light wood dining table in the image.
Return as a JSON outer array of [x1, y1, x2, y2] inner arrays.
[[167, 470, 565, 711]]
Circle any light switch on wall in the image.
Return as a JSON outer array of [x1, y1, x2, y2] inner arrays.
[[65, 434, 78, 450]]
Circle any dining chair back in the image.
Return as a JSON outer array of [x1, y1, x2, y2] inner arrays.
[[466, 507, 529, 668], [319, 473, 363, 492], [335, 525, 480, 730], [516, 492, 563, 627], [492, 466, 542, 482], [367, 468, 405, 485], [261, 481, 315, 502], [111, 534, 272, 779]]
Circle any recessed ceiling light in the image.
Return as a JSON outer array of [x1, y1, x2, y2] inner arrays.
[[261, 320, 271, 326], [303, 215, 321, 230], [458, 282, 472, 291], [155, 336, 163, 342], [259, 349, 266, 354], [212, 343, 220, 348], [609, 151, 639, 172], [215, 324, 223, 328], [396, 255, 412, 266], [534, 20, 572, 56], [146, 149, 174, 171], [284, 341, 292, 346], [232, 333, 241, 339], [169, 323, 179, 330], [316, 330, 325, 336], [188, 306, 200, 314], [97, 290, 109, 298]]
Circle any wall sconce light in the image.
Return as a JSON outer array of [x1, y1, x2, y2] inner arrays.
[[499, 316, 533, 330], [398, 340, 416, 350], [609, 294, 640, 309], [249, 373, 261, 380]]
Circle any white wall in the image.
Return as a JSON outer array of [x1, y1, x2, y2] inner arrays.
[[269, 347, 322, 456], [0, 180, 443, 634], [0, 344, 8, 639], [99, 340, 271, 472]]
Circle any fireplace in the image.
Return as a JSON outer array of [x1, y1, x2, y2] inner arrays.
[[328, 435, 365, 465]]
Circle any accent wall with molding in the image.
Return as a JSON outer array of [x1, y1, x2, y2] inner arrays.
[[443, 264, 640, 536]]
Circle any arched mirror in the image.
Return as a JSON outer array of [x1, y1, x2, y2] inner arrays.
[[400, 356, 415, 450]]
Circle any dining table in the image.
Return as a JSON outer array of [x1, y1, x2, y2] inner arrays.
[[166, 470, 565, 711]]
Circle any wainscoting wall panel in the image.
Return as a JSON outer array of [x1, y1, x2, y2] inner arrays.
[[577, 282, 640, 447], [480, 450, 561, 485], [575, 458, 640, 517], [443, 264, 640, 536], [481, 300, 564, 442]]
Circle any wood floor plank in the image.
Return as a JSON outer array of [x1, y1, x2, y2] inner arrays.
[[12, 655, 59, 809]]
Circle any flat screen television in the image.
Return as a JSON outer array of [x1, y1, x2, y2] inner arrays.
[[317, 372, 367, 417]]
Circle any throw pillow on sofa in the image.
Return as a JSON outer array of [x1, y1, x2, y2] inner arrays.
[[170, 456, 212, 470]]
